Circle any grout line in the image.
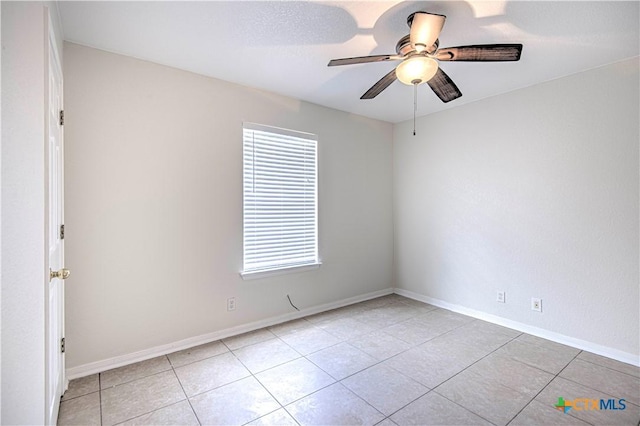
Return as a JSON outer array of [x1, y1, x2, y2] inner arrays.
[[504, 349, 585, 425], [99, 355, 174, 390], [430, 330, 523, 390], [281, 406, 302, 426], [430, 389, 499, 426], [575, 357, 640, 380], [246, 376, 286, 424], [230, 335, 296, 425], [421, 333, 522, 426], [98, 367, 173, 389], [103, 362, 192, 426], [378, 387, 432, 423], [59, 388, 101, 403], [170, 355, 202, 425], [98, 373, 104, 426]]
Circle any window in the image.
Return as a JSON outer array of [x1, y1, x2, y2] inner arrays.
[[242, 123, 319, 277]]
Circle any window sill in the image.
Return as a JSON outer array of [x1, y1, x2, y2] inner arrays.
[[240, 262, 322, 281]]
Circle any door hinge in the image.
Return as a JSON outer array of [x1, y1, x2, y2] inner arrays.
[[60, 224, 65, 240], [60, 337, 65, 353], [59, 110, 64, 126]]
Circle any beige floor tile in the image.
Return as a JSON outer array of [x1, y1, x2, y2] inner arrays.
[[248, 408, 298, 425], [466, 352, 554, 397], [510, 400, 590, 425], [375, 418, 398, 426], [350, 330, 412, 361], [559, 358, 640, 405], [174, 351, 250, 397], [315, 316, 377, 340], [332, 302, 369, 316], [535, 376, 640, 425], [433, 322, 515, 353], [390, 392, 492, 426], [461, 319, 521, 338], [233, 338, 301, 374], [435, 369, 531, 426], [413, 308, 475, 330], [380, 318, 449, 346], [383, 338, 487, 388], [577, 351, 640, 378], [62, 374, 99, 401], [101, 370, 185, 426], [351, 304, 419, 328], [342, 364, 428, 415], [394, 296, 438, 311], [305, 308, 353, 324], [378, 293, 406, 302], [58, 392, 101, 425], [517, 333, 579, 352], [349, 309, 396, 329], [494, 338, 578, 374], [268, 318, 315, 336], [286, 383, 384, 425], [308, 342, 378, 380], [101, 356, 172, 389], [377, 303, 426, 320], [256, 357, 335, 405], [118, 400, 198, 425], [190, 376, 280, 425], [222, 328, 276, 350], [278, 326, 342, 355], [166, 340, 228, 368], [358, 296, 398, 310]]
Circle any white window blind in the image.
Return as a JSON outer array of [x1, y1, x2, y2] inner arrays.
[[242, 123, 318, 275]]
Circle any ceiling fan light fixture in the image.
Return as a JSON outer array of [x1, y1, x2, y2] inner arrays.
[[396, 56, 438, 85]]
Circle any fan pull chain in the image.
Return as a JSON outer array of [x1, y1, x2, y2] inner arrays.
[[413, 82, 418, 136]]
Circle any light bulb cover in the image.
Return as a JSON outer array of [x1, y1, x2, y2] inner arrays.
[[396, 56, 438, 85]]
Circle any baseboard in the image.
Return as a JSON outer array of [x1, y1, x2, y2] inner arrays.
[[393, 288, 640, 367], [66, 287, 393, 380]]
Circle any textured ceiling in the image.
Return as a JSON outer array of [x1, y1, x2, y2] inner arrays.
[[59, 1, 639, 123]]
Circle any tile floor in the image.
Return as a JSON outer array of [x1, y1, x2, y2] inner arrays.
[[58, 294, 640, 426]]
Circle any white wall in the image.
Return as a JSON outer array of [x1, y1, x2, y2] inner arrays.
[[1, 2, 64, 423], [63, 43, 393, 370], [394, 58, 639, 360]]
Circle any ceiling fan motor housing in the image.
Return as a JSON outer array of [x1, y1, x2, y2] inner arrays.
[[396, 35, 439, 56]]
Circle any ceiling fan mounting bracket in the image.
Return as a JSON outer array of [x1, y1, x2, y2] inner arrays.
[[406, 11, 446, 28]]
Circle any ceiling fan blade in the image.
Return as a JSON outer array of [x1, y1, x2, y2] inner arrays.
[[427, 68, 462, 103], [361, 68, 398, 99], [409, 12, 446, 52], [436, 44, 523, 61], [328, 54, 401, 67]]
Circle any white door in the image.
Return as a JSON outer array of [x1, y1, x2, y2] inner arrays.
[[46, 22, 66, 425]]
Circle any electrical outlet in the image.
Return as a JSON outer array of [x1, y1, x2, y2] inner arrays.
[[497, 291, 506, 303], [227, 297, 236, 311], [531, 297, 542, 312]]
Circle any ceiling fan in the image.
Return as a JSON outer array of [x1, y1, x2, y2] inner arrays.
[[328, 11, 523, 103]]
